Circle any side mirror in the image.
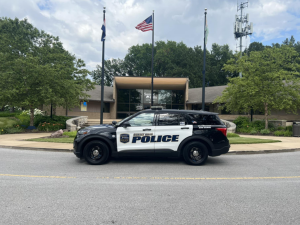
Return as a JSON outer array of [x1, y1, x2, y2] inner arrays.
[[111, 121, 117, 125], [122, 121, 131, 128]]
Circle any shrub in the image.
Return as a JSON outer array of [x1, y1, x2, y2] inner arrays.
[[286, 126, 293, 132], [38, 122, 65, 132], [250, 129, 258, 135], [0, 111, 22, 117], [15, 114, 30, 128], [276, 126, 285, 131], [0, 125, 24, 134], [233, 116, 250, 129], [238, 128, 251, 134], [274, 130, 285, 136], [284, 131, 293, 137], [260, 129, 270, 135], [227, 133, 240, 138], [252, 120, 265, 131], [34, 115, 68, 128], [21, 109, 44, 116]]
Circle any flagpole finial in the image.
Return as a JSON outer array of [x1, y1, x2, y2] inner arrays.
[[205, 8, 207, 11]]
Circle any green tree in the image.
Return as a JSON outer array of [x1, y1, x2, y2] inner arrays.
[[91, 59, 126, 86], [206, 43, 236, 86], [244, 42, 265, 55], [0, 17, 94, 126], [214, 46, 300, 129]]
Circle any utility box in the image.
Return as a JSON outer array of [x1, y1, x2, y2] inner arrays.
[[293, 122, 300, 137]]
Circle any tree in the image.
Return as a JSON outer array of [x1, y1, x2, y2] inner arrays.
[[0, 17, 94, 126], [91, 59, 126, 86], [244, 42, 265, 55], [206, 44, 236, 86], [214, 46, 300, 129]]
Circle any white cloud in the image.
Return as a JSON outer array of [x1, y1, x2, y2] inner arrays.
[[0, 0, 299, 72]]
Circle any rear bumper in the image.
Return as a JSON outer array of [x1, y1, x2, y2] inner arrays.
[[210, 145, 230, 156]]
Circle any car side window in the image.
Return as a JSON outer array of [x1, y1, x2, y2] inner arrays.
[[158, 113, 181, 126], [127, 113, 155, 127], [185, 114, 223, 125]]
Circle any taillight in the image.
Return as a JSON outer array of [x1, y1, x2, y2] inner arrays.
[[216, 128, 227, 136]]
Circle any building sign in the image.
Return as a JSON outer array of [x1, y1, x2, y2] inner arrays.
[[81, 102, 87, 111]]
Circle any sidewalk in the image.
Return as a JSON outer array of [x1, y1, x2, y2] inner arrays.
[[0, 133, 300, 154]]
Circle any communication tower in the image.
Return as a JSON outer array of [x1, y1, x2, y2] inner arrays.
[[234, 1, 253, 77]]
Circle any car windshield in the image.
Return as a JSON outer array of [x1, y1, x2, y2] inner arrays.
[[115, 114, 136, 126]]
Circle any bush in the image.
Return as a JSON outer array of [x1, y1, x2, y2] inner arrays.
[[250, 129, 258, 135], [286, 126, 293, 132], [38, 122, 65, 132], [276, 126, 285, 131], [260, 129, 270, 135], [34, 115, 68, 128], [15, 114, 30, 128], [274, 130, 285, 136], [0, 125, 24, 134], [227, 133, 240, 138], [233, 116, 250, 129], [252, 120, 265, 131], [284, 131, 293, 137], [0, 111, 22, 117], [238, 128, 251, 134], [20, 109, 44, 116]]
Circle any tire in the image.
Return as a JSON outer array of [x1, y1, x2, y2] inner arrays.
[[83, 141, 110, 165], [182, 141, 208, 166]]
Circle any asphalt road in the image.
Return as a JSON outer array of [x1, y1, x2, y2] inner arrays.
[[0, 148, 300, 225]]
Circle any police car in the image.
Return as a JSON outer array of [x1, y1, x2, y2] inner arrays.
[[73, 107, 230, 165]]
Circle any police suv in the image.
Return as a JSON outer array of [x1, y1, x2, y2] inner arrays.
[[73, 108, 230, 165]]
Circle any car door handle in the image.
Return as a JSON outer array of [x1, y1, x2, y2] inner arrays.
[[181, 127, 189, 129], [143, 129, 151, 131]]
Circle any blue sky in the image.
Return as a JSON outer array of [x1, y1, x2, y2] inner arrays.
[[1, 0, 300, 71]]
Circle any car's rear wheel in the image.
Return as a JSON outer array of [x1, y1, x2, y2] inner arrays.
[[182, 141, 208, 165], [83, 141, 110, 165]]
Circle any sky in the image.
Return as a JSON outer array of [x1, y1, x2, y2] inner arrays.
[[1, 0, 300, 71]]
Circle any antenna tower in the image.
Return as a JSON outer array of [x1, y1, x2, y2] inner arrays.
[[234, 1, 253, 77]]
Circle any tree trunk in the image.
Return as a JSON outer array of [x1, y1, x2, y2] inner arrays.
[[53, 106, 56, 116], [264, 102, 268, 129], [0, 106, 4, 111], [30, 107, 34, 127], [10, 106, 14, 113]]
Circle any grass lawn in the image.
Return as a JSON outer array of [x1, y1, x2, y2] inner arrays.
[[26, 135, 281, 145], [0, 117, 17, 128], [27, 138, 74, 143], [228, 137, 281, 144]]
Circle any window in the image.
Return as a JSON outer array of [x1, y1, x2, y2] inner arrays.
[[104, 103, 110, 113], [158, 113, 180, 126], [185, 114, 223, 125], [127, 113, 155, 127]]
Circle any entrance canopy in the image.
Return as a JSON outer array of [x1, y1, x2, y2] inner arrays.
[[114, 77, 188, 90]]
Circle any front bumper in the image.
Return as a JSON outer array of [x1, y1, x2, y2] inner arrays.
[[73, 141, 82, 158], [210, 145, 230, 156]]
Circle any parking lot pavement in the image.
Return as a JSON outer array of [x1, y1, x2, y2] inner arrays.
[[0, 148, 300, 225]]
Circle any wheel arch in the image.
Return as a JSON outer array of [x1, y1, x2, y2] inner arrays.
[[177, 136, 214, 156], [78, 135, 116, 156]]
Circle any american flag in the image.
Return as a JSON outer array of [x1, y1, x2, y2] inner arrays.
[[135, 15, 153, 32]]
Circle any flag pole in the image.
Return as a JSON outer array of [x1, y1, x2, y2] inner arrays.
[[202, 8, 207, 111], [100, 7, 106, 124], [151, 10, 154, 106]]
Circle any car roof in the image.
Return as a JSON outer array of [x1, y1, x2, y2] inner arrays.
[[142, 109, 219, 115]]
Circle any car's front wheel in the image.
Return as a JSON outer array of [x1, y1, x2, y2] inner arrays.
[[182, 141, 208, 165], [83, 141, 110, 165]]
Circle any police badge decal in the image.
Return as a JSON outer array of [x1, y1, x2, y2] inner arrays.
[[120, 134, 130, 143]]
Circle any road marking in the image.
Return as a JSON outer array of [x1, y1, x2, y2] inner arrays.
[[1, 174, 300, 180], [0, 174, 76, 179]]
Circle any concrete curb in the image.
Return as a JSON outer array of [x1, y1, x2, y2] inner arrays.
[[1, 145, 300, 155], [227, 148, 300, 155], [0, 145, 73, 152]]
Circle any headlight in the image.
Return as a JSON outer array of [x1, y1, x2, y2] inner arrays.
[[77, 129, 90, 135]]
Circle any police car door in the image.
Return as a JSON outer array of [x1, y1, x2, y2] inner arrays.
[[116, 112, 155, 152], [154, 112, 192, 151]]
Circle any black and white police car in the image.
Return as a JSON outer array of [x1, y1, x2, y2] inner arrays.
[[73, 107, 230, 165]]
